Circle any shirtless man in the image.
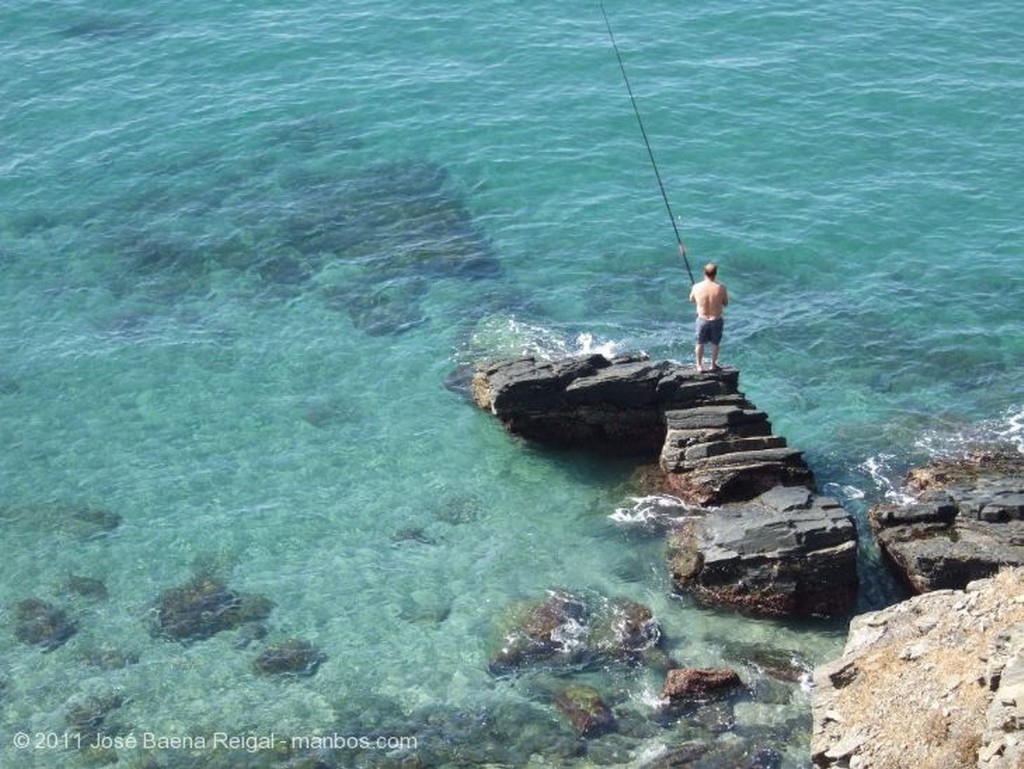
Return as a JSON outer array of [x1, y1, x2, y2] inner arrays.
[[687, 262, 728, 371]]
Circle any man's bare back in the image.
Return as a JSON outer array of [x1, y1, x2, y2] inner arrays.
[[688, 277, 728, 320]]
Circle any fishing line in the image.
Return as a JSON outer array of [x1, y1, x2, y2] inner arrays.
[[599, 2, 695, 285]]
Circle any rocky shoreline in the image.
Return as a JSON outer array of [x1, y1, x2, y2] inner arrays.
[[811, 568, 1024, 769], [812, 447, 1024, 769], [470, 352, 1024, 767], [471, 353, 858, 619]]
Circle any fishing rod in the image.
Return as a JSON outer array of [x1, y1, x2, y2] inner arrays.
[[599, 2, 696, 285]]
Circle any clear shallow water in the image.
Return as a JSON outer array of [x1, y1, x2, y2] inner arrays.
[[2, 1, 1022, 767]]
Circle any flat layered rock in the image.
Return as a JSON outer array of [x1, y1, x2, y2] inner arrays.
[[869, 449, 1024, 593], [470, 353, 812, 505], [667, 486, 857, 619]]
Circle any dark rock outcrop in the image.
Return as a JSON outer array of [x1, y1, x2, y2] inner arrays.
[[471, 353, 812, 506], [667, 486, 858, 618], [869, 447, 1024, 593], [660, 407, 813, 505], [472, 354, 712, 456], [471, 354, 857, 618]]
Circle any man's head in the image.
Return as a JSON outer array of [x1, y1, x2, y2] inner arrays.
[[704, 262, 717, 279]]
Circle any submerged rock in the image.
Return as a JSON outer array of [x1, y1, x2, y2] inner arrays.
[[433, 492, 482, 525], [70, 506, 122, 535], [587, 598, 661, 663], [301, 400, 356, 429], [661, 667, 743, 702], [552, 683, 617, 737], [152, 575, 273, 643], [233, 621, 270, 650], [14, 598, 77, 651], [252, 638, 325, 677], [63, 574, 109, 600], [399, 595, 452, 625], [488, 590, 661, 675], [64, 692, 124, 737], [722, 641, 812, 684], [78, 647, 139, 670], [326, 275, 429, 336], [488, 589, 589, 675], [390, 526, 438, 545]]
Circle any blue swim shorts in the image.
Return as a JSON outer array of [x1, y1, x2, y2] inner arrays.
[[695, 317, 724, 345]]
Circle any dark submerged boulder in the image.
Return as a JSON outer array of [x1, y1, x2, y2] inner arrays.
[[14, 598, 77, 651], [252, 638, 325, 677], [587, 597, 661, 663], [78, 647, 139, 670], [70, 506, 122, 536], [487, 590, 662, 675], [63, 574, 109, 600], [552, 683, 617, 737], [64, 692, 124, 738], [488, 589, 589, 675], [152, 574, 273, 643], [661, 667, 743, 702]]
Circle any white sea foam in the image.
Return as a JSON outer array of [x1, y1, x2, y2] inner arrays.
[[463, 315, 624, 363], [859, 453, 916, 504], [574, 331, 618, 358], [821, 482, 865, 501], [913, 406, 1024, 458], [995, 405, 1024, 452], [609, 494, 692, 525], [632, 682, 670, 712], [550, 618, 588, 653]]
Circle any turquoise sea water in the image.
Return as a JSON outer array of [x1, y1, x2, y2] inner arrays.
[[2, 1, 1022, 766]]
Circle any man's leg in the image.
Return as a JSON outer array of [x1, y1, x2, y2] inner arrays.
[[694, 343, 704, 371], [708, 319, 723, 370]]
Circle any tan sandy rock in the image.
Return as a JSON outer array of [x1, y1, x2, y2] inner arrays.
[[811, 568, 1024, 769]]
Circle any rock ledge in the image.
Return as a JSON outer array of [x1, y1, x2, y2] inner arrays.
[[471, 354, 858, 618]]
